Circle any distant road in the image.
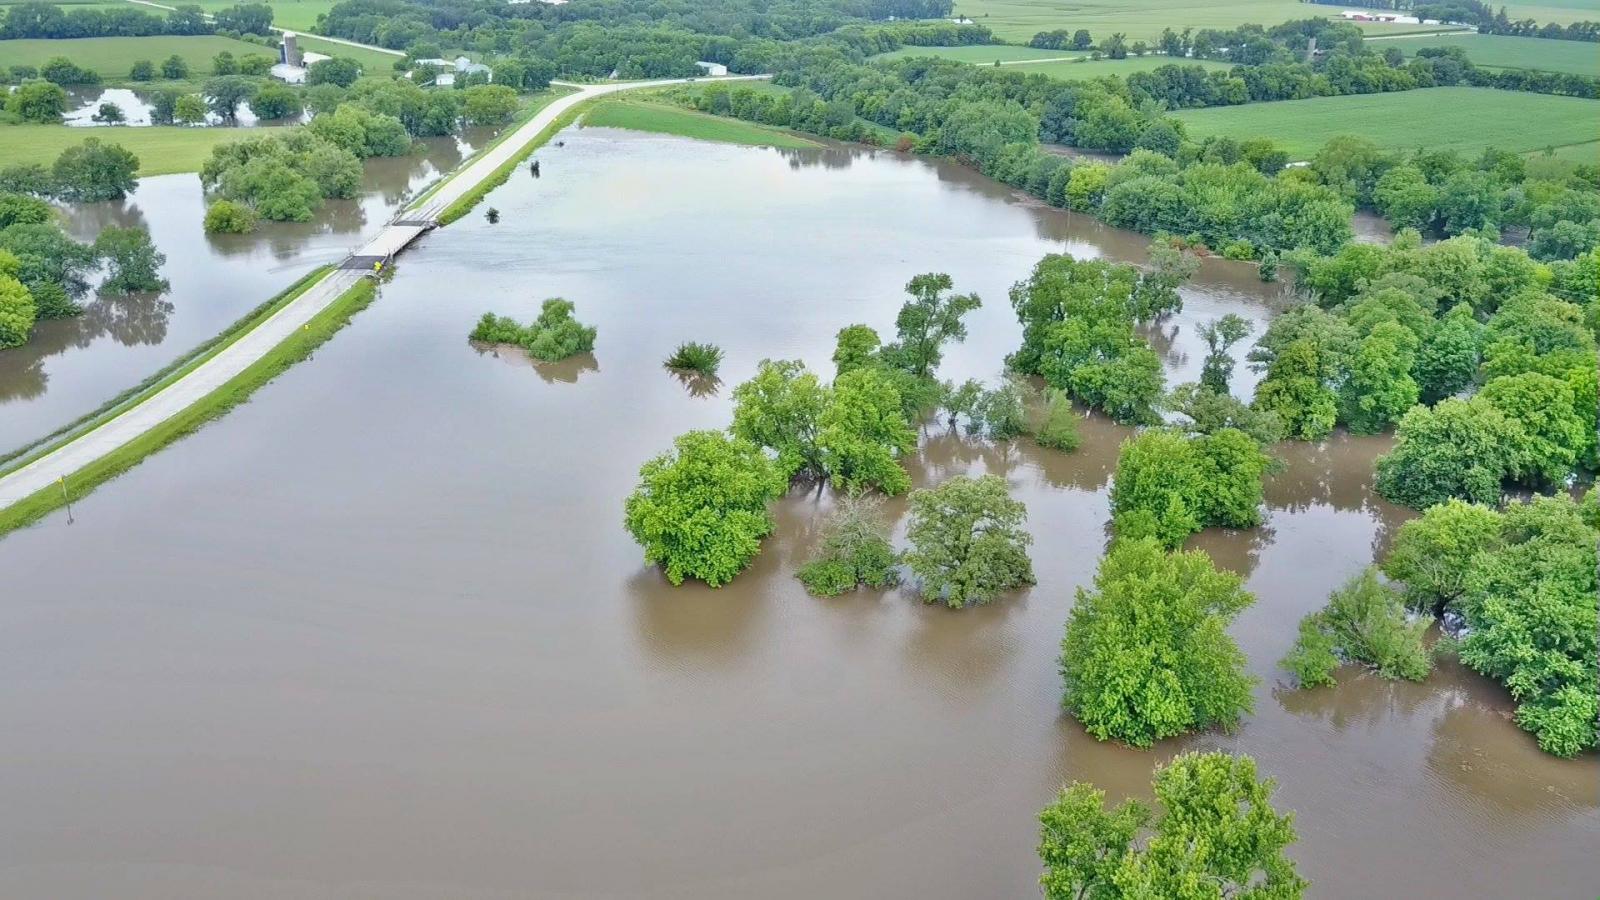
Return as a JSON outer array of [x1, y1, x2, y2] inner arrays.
[[0, 75, 769, 511]]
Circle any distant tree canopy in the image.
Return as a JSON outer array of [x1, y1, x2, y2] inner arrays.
[[0, 1, 215, 38]]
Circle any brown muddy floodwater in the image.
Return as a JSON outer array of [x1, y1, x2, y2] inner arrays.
[[0, 128, 497, 452], [0, 128, 1595, 899]]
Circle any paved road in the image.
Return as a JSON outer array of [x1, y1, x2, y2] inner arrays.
[[0, 76, 767, 509]]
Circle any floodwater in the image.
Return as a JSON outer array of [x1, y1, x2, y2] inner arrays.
[[0, 128, 1594, 899], [64, 86, 308, 128], [0, 128, 495, 452]]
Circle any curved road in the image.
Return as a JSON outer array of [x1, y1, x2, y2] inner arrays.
[[0, 76, 767, 510]]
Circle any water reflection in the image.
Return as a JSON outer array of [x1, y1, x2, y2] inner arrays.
[[64, 86, 308, 128]]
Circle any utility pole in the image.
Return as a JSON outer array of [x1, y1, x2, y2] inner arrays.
[[58, 476, 73, 525]]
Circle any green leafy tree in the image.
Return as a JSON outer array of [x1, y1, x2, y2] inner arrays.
[[903, 474, 1034, 608], [730, 359, 828, 480], [1253, 340, 1338, 441], [308, 57, 362, 88], [1415, 303, 1483, 403], [1375, 397, 1516, 509], [1039, 752, 1306, 900], [1165, 382, 1285, 445], [461, 83, 519, 125], [160, 54, 189, 79], [623, 430, 787, 587], [1455, 495, 1598, 757], [0, 274, 36, 349], [174, 93, 207, 125], [817, 367, 916, 495], [524, 298, 597, 361], [1478, 372, 1586, 487], [250, 83, 302, 120], [938, 377, 984, 430], [880, 272, 980, 377], [1110, 427, 1272, 548], [129, 59, 155, 81], [50, 138, 138, 202], [202, 74, 257, 121], [6, 80, 69, 123], [1060, 538, 1255, 746], [1130, 238, 1199, 320], [203, 199, 256, 235], [1338, 320, 1419, 434], [1281, 568, 1431, 688], [1381, 498, 1501, 614], [93, 226, 167, 294], [211, 51, 237, 75], [796, 495, 899, 596], [832, 323, 880, 376], [1198, 313, 1251, 393], [974, 379, 1027, 440]]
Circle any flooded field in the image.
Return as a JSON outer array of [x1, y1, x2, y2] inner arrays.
[[0, 128, 495, 452], [0, 128, 1594, 899]]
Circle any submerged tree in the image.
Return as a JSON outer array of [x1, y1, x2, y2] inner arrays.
[[879, 272, 980, 377], [1197, 313, 1252, 394], [903, 474, 1034, 608], [622, 430, 787, 587], [1060, 538, 1255, 747], [469, 298, 596, 362], [1280, 568, 1432, 688], [796, 495, 900, 597], [1039, 752, 1307, 899], [817, 367, 917, 495], [730, 358, 828, 480], [93, 226, 167, 295]]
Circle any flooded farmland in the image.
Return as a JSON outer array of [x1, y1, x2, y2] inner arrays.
[[0, 127, 1594, 899]]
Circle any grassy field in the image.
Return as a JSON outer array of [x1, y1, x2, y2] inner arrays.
[[946, 0, 1469, 43], [1172, 86, 1600, 158], [1004, 55, 1232, 79], [147, 0, 337, 31], [873, 44, 1085, 63], [1491, 0, 1600, 23], [0, 272, 375, 538], [0, 123, 253, 174], [0, 34, 277, 76], [291, 34, 402, 73], [581, 98, 822, 149], [1377, 32, 1600, 76]]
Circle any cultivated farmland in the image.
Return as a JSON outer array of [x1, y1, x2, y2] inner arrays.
[[1172, 86, 1600, 158]]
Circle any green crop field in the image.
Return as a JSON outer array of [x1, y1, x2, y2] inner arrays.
[[582, 98, 822, 149], [0, 34, 278, 75], [1004, 55, 1232, 78], [1492, 0, 1600, 23], [0, 124, 254, 174], [1172, 86, 1600, 158], [945, 0, 1470, 43], [1376, 32, 1600, 76], [873, 44, 1086, 63]]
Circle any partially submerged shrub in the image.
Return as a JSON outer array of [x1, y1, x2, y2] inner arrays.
[[664, 341, 724, 377], [1280, 568, 1431, 688], [1034, 390, 1081, 451], [796, 495, 900, 597], [203, 199, 256, 234], [469, 298, 597, 362]]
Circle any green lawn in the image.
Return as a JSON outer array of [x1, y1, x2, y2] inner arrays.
[[1377, 32, 1600, 76], [1172, 86, 1600, 158], [0, 124, 254, 174], [1004, 55, 1232, 79], [581, 98, 822, 149], [946, 0, 1470, 43], [873, 44, 1085, 63], [0, 34, 277, 78]]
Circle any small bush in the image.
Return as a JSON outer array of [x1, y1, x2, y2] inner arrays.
[[203, 199, 256, 234], [469, 311, 524, 344], [469, 299, 597, 362], [1221, 240, 1255, 260], [796, 495, 899, 597], [1280, 569, 1432, 688], [1034, 391, 1081, 451], [664, 341, 723, 376]]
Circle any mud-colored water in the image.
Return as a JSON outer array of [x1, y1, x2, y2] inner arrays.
[[0, 129, 1593, 899], [0, 128, 494, 452]]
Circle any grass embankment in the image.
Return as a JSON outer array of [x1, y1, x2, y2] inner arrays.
[[1379, 32, 1600, 77], [0, 266, 330, 473], [0, 34, 279, 78], [0, 272, 376, 538], [581, 96, 822, 149], [945, 0, 1467, 43], [0, 123, 252, 175], [429, 88, 584, 225], [1171, 86, 1600, 158]]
